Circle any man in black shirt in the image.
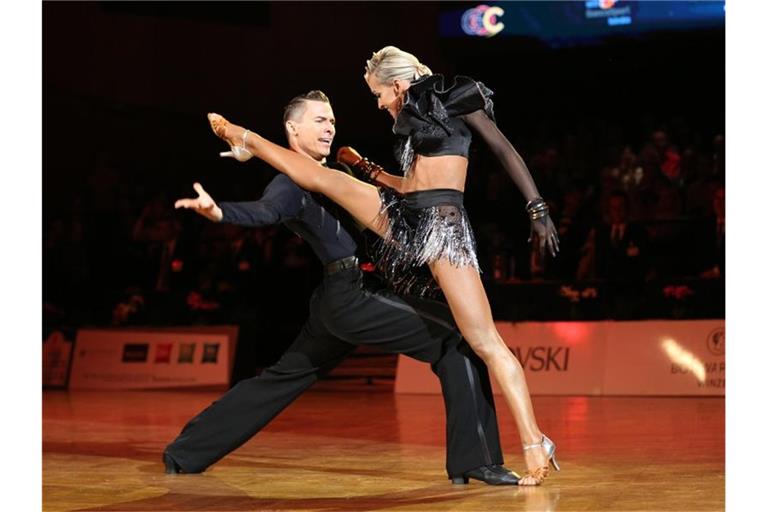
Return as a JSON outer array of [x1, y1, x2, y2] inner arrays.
[[165, 91, 517, 485]]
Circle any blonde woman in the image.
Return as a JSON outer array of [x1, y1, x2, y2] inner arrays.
[[207, 46, 560, 485]]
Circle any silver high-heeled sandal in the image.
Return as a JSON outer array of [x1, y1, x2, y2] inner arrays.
[[220, 128, 253, 162], [520, 434, 560, 485], [208, 113, 253, 162]]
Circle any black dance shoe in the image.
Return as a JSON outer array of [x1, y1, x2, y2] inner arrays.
[[450, 464, 520, 485], [163, 451, 183, 474]]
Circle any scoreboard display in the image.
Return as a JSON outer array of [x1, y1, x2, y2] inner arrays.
[[440, 1, 725, 46]]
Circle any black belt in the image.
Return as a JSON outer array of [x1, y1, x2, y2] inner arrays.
[[324, 256, 359, 276]]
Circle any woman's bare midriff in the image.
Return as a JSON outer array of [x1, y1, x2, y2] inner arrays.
[[400, 154, 468, 194]]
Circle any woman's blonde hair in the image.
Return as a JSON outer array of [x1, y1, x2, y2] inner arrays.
[[364, 46, 433, 85]]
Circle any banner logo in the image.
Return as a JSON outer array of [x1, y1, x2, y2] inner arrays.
[[461, 5, 505, 38], [178, 343, 196, 363], [202, 343, 220, 364], [154, 343, 173, 364], [706, 328, 725, 356], [122, 343, 149, 363]]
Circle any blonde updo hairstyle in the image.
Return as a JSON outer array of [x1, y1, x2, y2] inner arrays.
[[364, 46, 433, 86]]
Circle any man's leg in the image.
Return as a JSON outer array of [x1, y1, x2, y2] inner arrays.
[[398, 295, 506, 479], [433, 340, 506, 479], [322, 275, 507, 480], [165, 315, 355, 473]]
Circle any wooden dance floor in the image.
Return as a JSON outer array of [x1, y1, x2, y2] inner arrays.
[[43, 388, 724, 511]]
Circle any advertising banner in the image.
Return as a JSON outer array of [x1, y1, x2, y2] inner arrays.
[[602, 320, 725, 396], [395, 320, 724, 396], [69, 326, 238, 390]]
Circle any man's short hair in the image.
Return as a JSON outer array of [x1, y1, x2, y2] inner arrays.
[[283, 90, 330, 124]]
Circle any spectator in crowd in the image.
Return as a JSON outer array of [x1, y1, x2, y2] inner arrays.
[[649, 178, 685, 278], [552, 185, 594, 281], [685, 134, 725, 217], [579, 191, 651, 283], [132, 192, 185, 293], [600, 145, 652, 222], [579, 191, 653, 317], [696, 184, 725, 279], [43, 212, 90, 321]]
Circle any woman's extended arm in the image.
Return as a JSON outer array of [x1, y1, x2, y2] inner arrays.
[[462, 110, 559, 256], [461, 110, 540, 202]]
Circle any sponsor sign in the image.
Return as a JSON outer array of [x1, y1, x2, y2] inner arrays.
[[395, 320, 724, 396], [69, 326, 238, 390], [602, 320, 725, 395]]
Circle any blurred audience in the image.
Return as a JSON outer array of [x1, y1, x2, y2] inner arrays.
[[43, 115, 724, 325]]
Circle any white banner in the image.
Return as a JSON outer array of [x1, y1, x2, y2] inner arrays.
[[602, 320, 725, 395], [69, 326, 238, 390], [395, 320, 724, 396]]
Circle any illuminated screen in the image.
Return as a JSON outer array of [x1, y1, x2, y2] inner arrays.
[[440, 1, 725, 46]]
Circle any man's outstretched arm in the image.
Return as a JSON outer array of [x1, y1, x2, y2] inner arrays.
[[175, 176, 303, 227]]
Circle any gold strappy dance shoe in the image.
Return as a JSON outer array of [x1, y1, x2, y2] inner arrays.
[[520, 434, 560, 486]]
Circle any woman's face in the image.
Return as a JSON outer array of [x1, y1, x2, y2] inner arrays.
[[365, 74, 408, 120]]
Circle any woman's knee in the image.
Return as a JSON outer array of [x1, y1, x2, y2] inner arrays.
[[462, 327, 502, 360], [464, 328, 520, 367]]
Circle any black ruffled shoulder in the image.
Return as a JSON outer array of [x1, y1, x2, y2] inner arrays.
[[393, 74, 495, 137]]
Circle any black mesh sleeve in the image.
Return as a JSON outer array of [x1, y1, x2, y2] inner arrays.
[[461, 109, 541, 203]]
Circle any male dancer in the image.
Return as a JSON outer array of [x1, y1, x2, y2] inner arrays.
[[165, 91, 517, 485]]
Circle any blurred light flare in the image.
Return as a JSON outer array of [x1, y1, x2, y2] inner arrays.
[[661, 337, 705, 383]]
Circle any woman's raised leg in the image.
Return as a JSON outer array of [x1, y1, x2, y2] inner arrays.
[[209, 113, 387, 237]]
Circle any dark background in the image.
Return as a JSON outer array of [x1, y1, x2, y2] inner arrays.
[[43, 2, 725, 380]]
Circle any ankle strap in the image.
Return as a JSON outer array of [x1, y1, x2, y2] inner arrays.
[[523, 436, 545, 450], [241, 129, 250, 147]]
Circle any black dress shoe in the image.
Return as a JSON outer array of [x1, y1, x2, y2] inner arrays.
[[163, 451, 183, 474], [450, 465, 520, 485]]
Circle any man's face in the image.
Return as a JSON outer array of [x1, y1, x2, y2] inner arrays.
[[288, 100, 336, 162]]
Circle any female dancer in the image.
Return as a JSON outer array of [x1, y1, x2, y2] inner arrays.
[[207, 46, 560, 485]]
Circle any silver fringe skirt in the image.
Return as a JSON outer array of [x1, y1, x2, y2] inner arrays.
[[375, 188, 480, 296]]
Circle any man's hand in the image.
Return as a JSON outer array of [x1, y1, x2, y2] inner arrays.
[[174, 182, 223, 222]]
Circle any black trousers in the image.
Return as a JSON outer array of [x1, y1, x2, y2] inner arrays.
[[166, 267, 503, 477]]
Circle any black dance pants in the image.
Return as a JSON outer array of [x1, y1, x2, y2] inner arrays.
[[165, 267, 503, 477]]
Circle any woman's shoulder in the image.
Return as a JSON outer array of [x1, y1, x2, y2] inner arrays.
[[409, 74, 487, 92], [407, 74, 495, 119]]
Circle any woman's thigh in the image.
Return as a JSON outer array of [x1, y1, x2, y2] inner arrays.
[[317, 171, 388, 237], [429, 260, 496, 339]]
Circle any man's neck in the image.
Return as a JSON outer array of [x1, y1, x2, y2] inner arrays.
[[289, 145, 326, 165]]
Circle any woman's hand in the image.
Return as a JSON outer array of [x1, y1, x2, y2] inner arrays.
[[529, 215, 560, 258]]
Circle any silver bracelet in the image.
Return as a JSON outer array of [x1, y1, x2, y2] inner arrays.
[[526, 197, 549, 221]]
